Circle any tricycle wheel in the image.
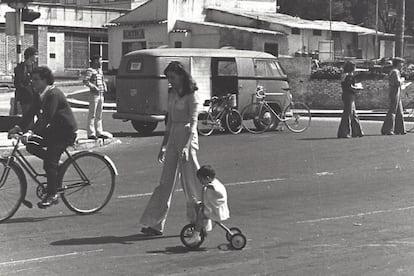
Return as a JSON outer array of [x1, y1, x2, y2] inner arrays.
[[226, 227, 242, 241], [180, 223, 205, 249], [230, 233, 247, 250]]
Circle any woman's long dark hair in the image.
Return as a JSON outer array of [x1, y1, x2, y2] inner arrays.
[[164, 61, 198, 97]]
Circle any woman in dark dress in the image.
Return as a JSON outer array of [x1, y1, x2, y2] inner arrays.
[[337, 61, 364, 138], [381, 57, 406, 135]]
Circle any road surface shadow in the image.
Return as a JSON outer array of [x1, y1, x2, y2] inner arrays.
[[2, 214, 78, 224], [147, 245, 208, 254], [112, 131, 165, 138], [50, 234, 180, 246]]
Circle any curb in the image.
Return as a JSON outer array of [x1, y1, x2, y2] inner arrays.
[[66, 98, 117, 110], [0, 137, 121, 156], [66, 88, 117, 110]]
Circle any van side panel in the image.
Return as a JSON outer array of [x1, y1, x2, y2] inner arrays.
[[116, 77, 168, 115], [236, 57, 257, 111], [116, 56, 166, 116], [115, 56, 190, 120]]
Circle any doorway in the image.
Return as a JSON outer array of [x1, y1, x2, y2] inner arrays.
[[211, 58, 238, 98]]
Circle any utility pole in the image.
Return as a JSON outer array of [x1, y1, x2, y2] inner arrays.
[[329, 0, 333, 60], [4, 0, 40, 115], [395, 0, 405, 57], [375, 0, 379, 59]]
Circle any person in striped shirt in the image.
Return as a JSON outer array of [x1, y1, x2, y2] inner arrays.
[[83, 55, 108, 139]]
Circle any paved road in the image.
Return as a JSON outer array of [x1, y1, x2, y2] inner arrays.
[[3, 116, 414, 275]]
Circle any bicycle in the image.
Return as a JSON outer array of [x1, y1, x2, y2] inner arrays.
[[0, 134, 117, 223], [241, 87, 311, 134], [197, 94, 242, 136]]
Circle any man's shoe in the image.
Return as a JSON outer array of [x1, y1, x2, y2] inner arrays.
[[38, 194, 59, 209], [141, 227, 163, 236], [88, 135, 97, 140]]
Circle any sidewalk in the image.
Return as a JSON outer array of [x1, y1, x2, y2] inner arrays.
[[0, 129, 120, 155]]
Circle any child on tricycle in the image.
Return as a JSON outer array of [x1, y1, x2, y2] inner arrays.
[[180, 165, 247, 250]]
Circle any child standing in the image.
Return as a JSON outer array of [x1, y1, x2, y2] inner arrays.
[[188, 165, 230, 245]]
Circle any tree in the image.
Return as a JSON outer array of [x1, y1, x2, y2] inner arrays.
[[278, 0, 414, 36]]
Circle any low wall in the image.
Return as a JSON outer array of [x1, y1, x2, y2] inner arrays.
[[289, 77, 414, 110], [278, 56, 311, 78]]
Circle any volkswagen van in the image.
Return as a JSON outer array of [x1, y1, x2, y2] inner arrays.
[[113, 48, 290, 134]]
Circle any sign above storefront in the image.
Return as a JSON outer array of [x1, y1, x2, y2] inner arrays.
[[123, 29, 145, 40]]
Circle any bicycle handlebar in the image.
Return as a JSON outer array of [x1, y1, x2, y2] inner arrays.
[[255, 88, 266, 99]]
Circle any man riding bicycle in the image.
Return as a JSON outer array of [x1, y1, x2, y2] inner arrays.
[[9, 66, 78, 208]]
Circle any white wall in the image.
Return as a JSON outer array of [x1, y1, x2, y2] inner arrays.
[[47, 32, 65, 73], [252, 34, 288, 55], [167, 0, 206, 31], [205, 0, 277, 12], [108, 23, 168, 70]]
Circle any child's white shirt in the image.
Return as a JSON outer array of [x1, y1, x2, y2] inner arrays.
[[204, 178, 230, 221]]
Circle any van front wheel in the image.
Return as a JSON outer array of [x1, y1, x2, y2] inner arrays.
[[131, 121, 158, 135]]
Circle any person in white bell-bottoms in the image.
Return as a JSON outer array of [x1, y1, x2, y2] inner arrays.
[[139, 61, 202, 236]]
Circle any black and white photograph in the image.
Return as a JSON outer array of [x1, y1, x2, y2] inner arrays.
[[1, 0, 414, 275]]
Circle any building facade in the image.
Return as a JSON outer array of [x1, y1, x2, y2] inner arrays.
[[108, 0, 279, 70], [108, 0, 396, 71], [0, 2, 127, 76]]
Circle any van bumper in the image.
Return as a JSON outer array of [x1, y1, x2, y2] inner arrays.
[[112, 112, 166, 122]]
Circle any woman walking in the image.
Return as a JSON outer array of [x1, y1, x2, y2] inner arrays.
[[381, 57, 406, 135], [337, 61, 364, 138], [139, 61, 202, 236]]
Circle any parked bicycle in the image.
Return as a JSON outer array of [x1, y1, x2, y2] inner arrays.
[[241, 87, 311, 134], [197, 94, 242, 136], [404, 91, 414, 132], [0, 134, 117, 223]]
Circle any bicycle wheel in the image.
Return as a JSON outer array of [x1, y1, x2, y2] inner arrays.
[[241, 103, 274, 134], [283, 102, 311, 133], [59, 151, 116, 214], [0, 159, 27, 223], [225, 108, 243, 134], [197, 110, 215, 136], [405, 108, 414, 132]]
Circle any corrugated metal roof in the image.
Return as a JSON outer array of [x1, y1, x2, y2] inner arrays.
[[124, 48, 277, 58], [175, 20, 286, 36], [208, 8, 392, 35]]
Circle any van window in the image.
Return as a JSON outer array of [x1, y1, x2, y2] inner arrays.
[[254, 60, 283, 77], [127, 59, 143, 72], [217, 60, 237, 76]]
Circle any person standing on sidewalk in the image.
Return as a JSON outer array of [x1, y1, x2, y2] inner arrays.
[[381, 57, 406, 135], [83, 55, 109, 140], [337, 61, 364, 138], [139, 61, 202, 236], [13, 46, 37, 116], [8, 66, 78, 208]]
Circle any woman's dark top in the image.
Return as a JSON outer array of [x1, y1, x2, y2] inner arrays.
[[341, 74, 356, 97], [20, 86, 78, 141]]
